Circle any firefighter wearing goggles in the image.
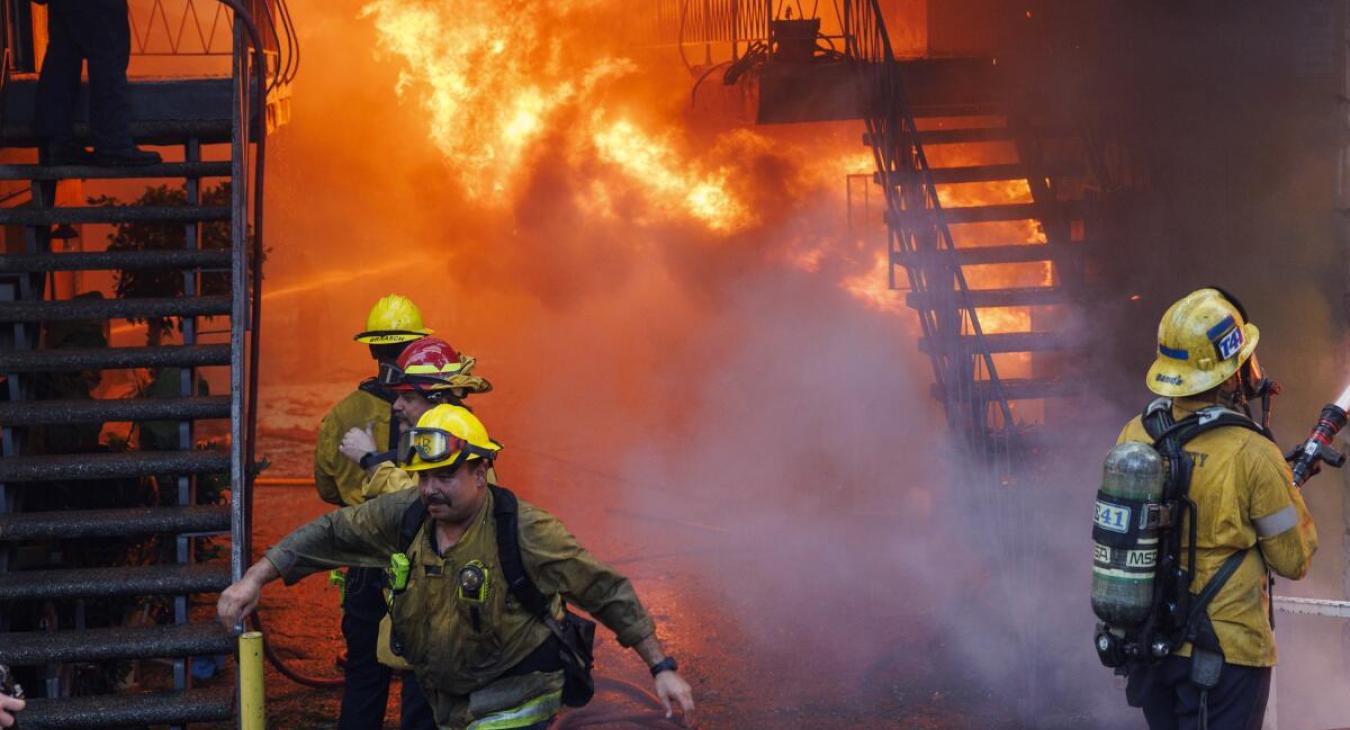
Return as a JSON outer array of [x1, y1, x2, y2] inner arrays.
[[344, 337, 493, 501], [220, 405, 696, 729], [1114, 288, 1316, 729], [315, 294, 438, 730]]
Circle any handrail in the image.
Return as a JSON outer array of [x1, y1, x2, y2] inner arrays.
[[842, 0, 1016, 461], [217, 0, 267, 589]]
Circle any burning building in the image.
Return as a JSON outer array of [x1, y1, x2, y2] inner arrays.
[[1, 0, 1350, 728]]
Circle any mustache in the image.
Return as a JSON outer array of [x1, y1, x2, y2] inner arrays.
[[424, 493, 451, 506]]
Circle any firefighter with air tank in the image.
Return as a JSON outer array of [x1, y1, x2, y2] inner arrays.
[[1093, 288, 1319, 729]]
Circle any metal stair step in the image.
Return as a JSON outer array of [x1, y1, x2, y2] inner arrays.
[[0, 562, 231, 601], [0, 249, 231, 273], [932, 377, 1086, 401], [919, 331, 1077, 355], [879, 162, 1084, 185], [15, 686, 233, 729], [0, 344, 231, 373], [0, 621, 233, 666], [0, 504, 231, 541], [906, 286, 1074, 309], [0, 395, 231, 426], [913, 127, 1012, 145], [887, 201, 1080, 227], [0, 205, 230, 226], [0, 449, 229, 482], [894, 243, 1086, 267], [0, 295, 232, 322], [0, 160, 232, 182]]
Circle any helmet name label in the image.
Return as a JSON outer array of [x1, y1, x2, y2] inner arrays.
[[1094, 501, 1131, 534], [1154, 373, 1183, 386]]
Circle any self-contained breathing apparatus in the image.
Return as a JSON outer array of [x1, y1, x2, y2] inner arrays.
[[1094, 359, 1347, 702], [1092, 398, 1270, 689]]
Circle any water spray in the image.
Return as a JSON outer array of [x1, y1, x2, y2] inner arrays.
[[1287, 382, 1350, 487]]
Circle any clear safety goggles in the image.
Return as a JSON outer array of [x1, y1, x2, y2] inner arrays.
[[397, 427, 497, 469]]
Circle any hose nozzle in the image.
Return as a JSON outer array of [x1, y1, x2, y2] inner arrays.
[[1290, 404, 1348, 487]]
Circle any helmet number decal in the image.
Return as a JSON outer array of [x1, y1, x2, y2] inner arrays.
[[1214, 325, 1244, 361]]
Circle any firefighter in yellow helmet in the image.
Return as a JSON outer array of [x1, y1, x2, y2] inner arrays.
[[337, 337, 493, 501], [222, 405, 696, 729], [314, 294, 437, 729], [1113, 288, 1316, 729]]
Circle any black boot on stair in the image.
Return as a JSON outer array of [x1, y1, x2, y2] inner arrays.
[[95, 146, 163, 166], [42, 140, 96, 166]]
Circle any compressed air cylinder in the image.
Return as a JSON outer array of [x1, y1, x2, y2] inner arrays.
[[1091, 441, 1165, 628]]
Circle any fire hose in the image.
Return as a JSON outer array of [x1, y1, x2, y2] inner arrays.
[[553, 675, 691, 729], [247, 612, 345, 688]]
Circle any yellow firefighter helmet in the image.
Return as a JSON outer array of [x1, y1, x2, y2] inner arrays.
[[355, 294, 433, 344], [1146, 288, 1260, 397], [398, 404, 502, 472]]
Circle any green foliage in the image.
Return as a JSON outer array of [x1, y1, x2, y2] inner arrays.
[[90, 182, 234, 343]]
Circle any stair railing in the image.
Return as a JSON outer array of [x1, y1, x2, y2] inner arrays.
[[842, 0, 1016, 473]]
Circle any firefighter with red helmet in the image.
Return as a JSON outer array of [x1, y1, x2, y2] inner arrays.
[[315, 294, 439, 729], [338, 336, 493, 499]]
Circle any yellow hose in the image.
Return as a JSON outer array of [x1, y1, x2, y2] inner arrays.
[[239, 630, 267, 729]]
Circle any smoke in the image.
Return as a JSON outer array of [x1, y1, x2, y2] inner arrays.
[[252, 1, 1350, 727]]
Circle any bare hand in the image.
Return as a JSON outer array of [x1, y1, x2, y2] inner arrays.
[[653, 670, 695, 726], [0, 693, 25, 728], [217, 574, 264, 630], [339, 423, 378, 464]]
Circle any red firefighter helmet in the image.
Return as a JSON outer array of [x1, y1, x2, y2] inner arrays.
[[378, 337, 464, 392]]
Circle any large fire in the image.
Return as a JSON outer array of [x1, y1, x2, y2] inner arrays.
[[358, 1, 1059, 421]]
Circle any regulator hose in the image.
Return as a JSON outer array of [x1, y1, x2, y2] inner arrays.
[[247, 612, 345, 688]]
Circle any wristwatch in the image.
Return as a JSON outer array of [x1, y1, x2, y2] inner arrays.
[[359, 451, 380, 470], [649, 656, 678, 677]]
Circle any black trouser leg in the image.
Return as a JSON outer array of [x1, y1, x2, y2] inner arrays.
[[339, 568, 393, 730], [46, 0, 134, 152], [1137, 655, 1271, 730], [398, 672, 437, 730], [34, 2, 84, 144]]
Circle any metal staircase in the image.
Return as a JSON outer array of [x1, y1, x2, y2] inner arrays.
[[650, 1, 1111, 473], [842, 0, 1099, 475], [0, 2, 287, 726]]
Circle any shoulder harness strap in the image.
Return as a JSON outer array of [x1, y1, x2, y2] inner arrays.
[[490, 485, 551, 617], [359, 377, 397, 404], [397, 499, 428, 554]]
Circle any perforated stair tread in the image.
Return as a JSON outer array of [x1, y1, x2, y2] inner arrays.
[[0, 504, 231, 541], [0, 249, 232, 273], [0, 205, 231, 226], [0, 621, 233, 666], [0, 160, 231, 182], [15, 686, 234, 729], [0, 395, 231, 426], [0, 295, 232, 322], [0, 449, 230, 482], [0, 562, 232, 601], [0, 344, 232, 372]]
